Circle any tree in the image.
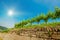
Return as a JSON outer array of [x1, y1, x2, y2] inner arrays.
[[40, 13, 49, 24], [15, 23, 22, 28], [15, 20, 28, 28], [55, 7, 60, 18], [47, 11, 53, 19], [31, 17, 36, 23], [51, 13, 56, 22], [26, 19, 32, 25], [43, 15, 49, 24], [21, 20, 28, 27], [34, 16, 41, 24], [34, 14, 44, 24]]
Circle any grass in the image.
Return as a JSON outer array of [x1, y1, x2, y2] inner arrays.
[[1, 28, 12, 33], [19, 22, 60, 29], [0, 22, 60, 33]]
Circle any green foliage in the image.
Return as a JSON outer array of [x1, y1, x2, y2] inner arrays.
[[42, 14, 48, 24], [0, 26, 7, 30], [47, 11, 53, 18], [55, 7, 60, 18], [14, 7, 60, 28], [0, 7, 60, 33], [0, 26, 8, 32], [1, 28, 10, 33]]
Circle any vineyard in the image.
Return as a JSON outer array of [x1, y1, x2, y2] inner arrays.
[[0, 7, 60, 40]]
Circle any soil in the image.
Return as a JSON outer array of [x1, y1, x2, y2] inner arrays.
[[0, 25, 60, 40]]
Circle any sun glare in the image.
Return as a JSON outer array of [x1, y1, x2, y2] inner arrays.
[[8, 10, 14, 16]]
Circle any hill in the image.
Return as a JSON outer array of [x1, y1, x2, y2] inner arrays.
[[0, 26, 7, 31]]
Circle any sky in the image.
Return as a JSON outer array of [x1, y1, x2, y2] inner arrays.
[[0, 0, 60, 28]]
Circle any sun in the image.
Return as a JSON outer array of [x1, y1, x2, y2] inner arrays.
[[8, 10, 14, 16]]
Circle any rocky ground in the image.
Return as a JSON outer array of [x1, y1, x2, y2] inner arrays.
[[0, 33, 45, 40], [0, 25, 60, 40]]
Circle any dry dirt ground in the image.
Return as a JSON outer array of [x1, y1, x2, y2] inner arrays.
[[0, 26, 60, 40], [0, 33, 43, 40]]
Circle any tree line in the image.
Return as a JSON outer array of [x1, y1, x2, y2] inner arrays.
[[15, 7, 60, 28]]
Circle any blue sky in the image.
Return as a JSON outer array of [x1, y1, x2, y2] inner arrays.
[[0, 0, 60, 28]]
